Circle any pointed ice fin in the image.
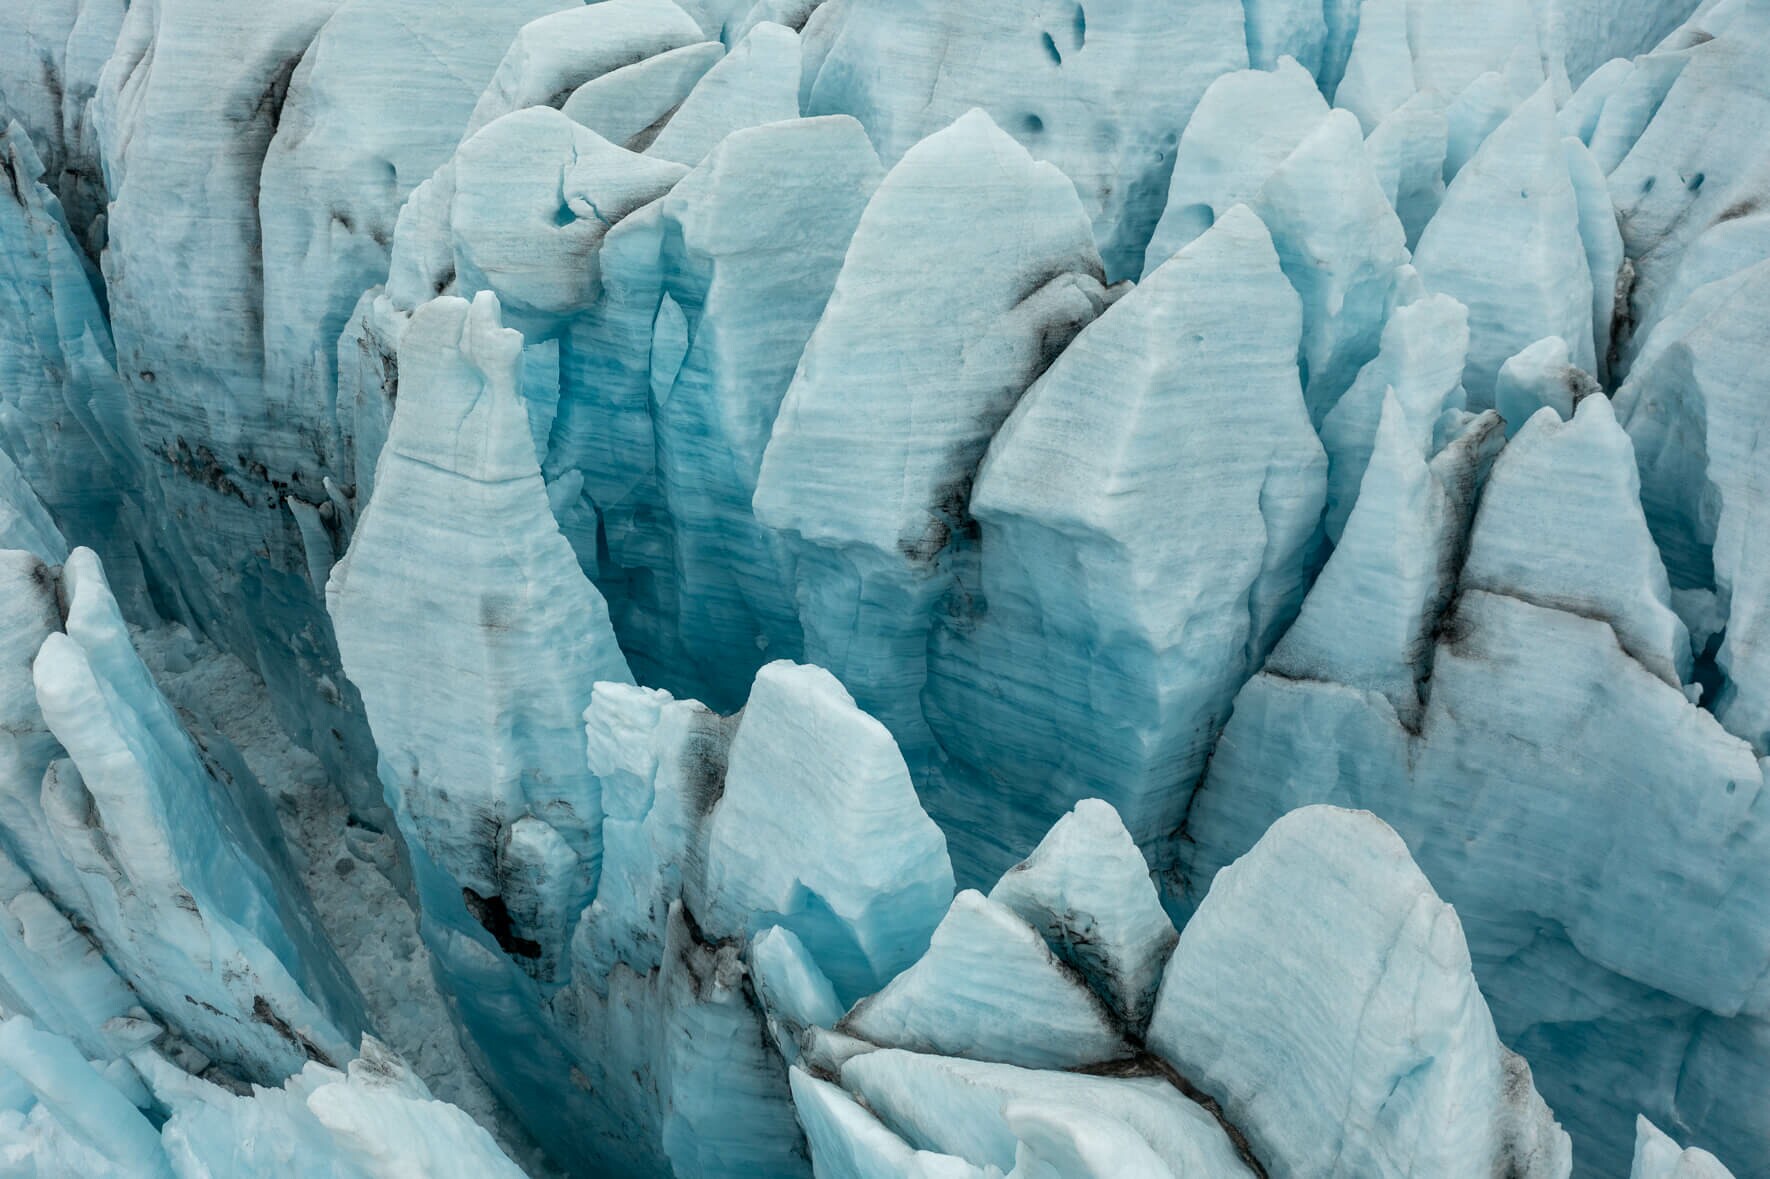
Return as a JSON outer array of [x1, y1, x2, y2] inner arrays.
[[1149, 806, 1573, 1179], [1414, 86, 1596, 407], [1319, 292, 1470, 542], [1630, 1117, 1737, 1179], [330, 292, 631, 978], [986, 799, 1175, 1031], [463, 0, 705, 139], [841, 891, 1127, 1069], [1462, 394, 1692, 687], [925, 204, 1324, 874], [1270, 396, 1499, 727], [1143, 59, 1330, 273], [702, 661, 954, 1003], [646, 22, 801, 166]]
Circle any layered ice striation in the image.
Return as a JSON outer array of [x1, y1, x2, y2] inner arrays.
[[1150, 806, 1572, 1179], [923, 205, 1324, 880], [3, 1, 1770, 1177], [753, 106, 1110, 764]]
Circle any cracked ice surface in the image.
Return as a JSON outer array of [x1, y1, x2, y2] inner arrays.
[[0, 0, 1766, 1176]]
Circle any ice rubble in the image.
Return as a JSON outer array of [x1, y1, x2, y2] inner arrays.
[[1, 0, 1770, 1176]]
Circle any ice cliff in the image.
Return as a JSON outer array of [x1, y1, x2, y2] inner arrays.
[[0, 0, 1765, 1176]]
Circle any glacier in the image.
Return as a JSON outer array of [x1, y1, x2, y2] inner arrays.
[[0, 0, 1767, 1175]]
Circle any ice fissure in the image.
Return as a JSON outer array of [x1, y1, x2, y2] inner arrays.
[[0, 1, 1766, 1177]]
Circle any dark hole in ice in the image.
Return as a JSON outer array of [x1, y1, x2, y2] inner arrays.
[[462, 887, 543, 960], [1692, 626, 1725, 713]]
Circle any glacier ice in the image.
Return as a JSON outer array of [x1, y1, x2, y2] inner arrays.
[[753, 105, 1109, 771], [560, 41, 725, 148], [1142, 57, 1331, 267], [331, 290, 632, 984], [1316, 289, 1473, 543], [1412, 86, 1599, 406], [259, 0, 579, 504], [840, 888, 1127, 1070], [1362, 89, 1451, 247], [828, 1049, 1249, 1177], [449, 110, 690, 332], [1178, 398, 1770, 1174], [461, 0, 706, 142], [1617, 253, 1770, 751], [985, 799, 1176, 1033], [788, 1067, 991, 1179], [1460, 395, 1692, 686], [643, 21, 802, 167], [1493, 335, 1602, 434], [924, 204, 1323, 880], [31, 547, 367, 1082], [1150, 806, 1572, 1179], [0, 1019, 530, 1179], [1632, 1117, 1739, 1179], [550, 112, 879, 705], [699, 660, 953, 1003], [2, 0, 1770, 1176], [1146, 62, 1409, 423], [1267, 394, 1501, 730], [800, 0, 1247, 281]]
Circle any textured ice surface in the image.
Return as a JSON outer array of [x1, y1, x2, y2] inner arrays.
[[1632, 1117, 1739, 1179], [753, 106, 1108, 768], [1618, 253, 1770, 751], [550, 113, 880, 706], [834, 1050, 1249, 1177], [840, 889, 1127, 1070], [331, 290, 632, 983], [986, 799, 1176, 1033], [801, 0, 1247, 281], [0, 1020, 529, 1179], [1269, 397, 1502, 729], [36, 549, 365, 1080], [1147, 63, 1409, 423], [1412, 88, 1599, 406], [924, 205, 1323, 881], [1152, 806, 1572, 1178], [700, 661, 952, 1003], [3, 1, 1770, 1176], [1180, 444, 1770, 1174]]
